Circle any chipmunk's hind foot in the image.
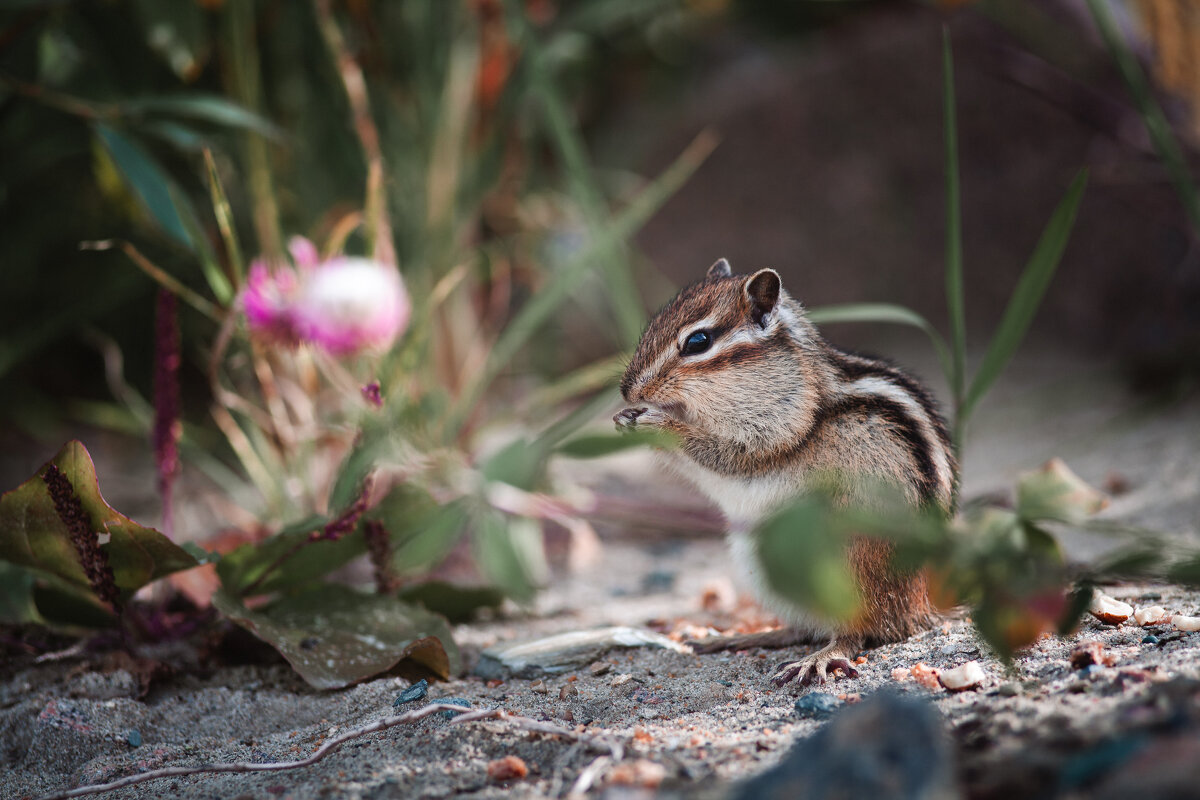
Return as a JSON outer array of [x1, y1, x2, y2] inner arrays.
[[770, 642, 859, 687]]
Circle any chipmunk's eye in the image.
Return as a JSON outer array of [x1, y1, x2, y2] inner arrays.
[[681, 329, 712, 356]]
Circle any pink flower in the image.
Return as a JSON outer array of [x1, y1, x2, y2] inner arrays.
[[239, 238, 409, 355]]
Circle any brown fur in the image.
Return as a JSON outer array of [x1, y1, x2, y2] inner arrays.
[[617, 261, 956, 652]]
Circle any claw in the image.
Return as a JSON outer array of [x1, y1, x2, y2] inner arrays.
[[770, 649, 860, 687]]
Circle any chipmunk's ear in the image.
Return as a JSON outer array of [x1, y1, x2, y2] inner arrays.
[[745, 268, 781, 327], [706, 258, 732, 280]]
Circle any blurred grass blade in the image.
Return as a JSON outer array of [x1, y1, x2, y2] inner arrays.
[[446, 130, 716, 438], [1085, 0, 1200, 236], [942, 28, 966, 415], [962, 170, 1087, 421], [204, 148, 245, 289], [808, 302, 952, 380], [121, 94, 285, 140], [79, 240, 221, 321], [556, 428, 679, 459], [94, 123, 194, 251]]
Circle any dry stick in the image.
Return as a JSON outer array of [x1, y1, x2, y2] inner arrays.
[[37, 704, 624, 800]]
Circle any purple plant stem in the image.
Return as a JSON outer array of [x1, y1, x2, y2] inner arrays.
[[152, 289, 182, 539]]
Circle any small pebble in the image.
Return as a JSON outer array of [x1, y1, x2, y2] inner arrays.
[[1143, 634, 1160, 645], [559, 683, 579, 701], [393, 679, 428, 707], [997, 682, 1020, 697], [530, 680, 549, 695], [125, 729, 142, 748], [611, 674, 634, 687], [436, 697, 471, 719], [589, 661, 612, 677], [718, 680, 734, 687], [794, 692, 841, 720]]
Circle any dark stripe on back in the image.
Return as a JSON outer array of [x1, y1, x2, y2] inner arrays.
[[805, 395, 942, 506], [822, 346, 956, 489]]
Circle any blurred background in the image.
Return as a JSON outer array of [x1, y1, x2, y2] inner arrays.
[[1, 0, 1198, 548]]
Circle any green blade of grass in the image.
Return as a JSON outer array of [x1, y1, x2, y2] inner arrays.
[[444, 130, 717, 439], [961, 170, 1088, 421], [942, 27, 966, 414], [1085, 0, 1200, 237], [807, 302, 952, 381], [204, 148, 245, 290]]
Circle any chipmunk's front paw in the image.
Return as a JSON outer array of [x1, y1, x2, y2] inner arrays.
[[613, 406, 670, 432], [770, 644, 859, 687]]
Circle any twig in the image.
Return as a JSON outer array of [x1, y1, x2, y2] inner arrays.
[[37, 703, 624, 800]]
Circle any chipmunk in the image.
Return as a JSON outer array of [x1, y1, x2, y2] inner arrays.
[[614, 258, 957, 686]]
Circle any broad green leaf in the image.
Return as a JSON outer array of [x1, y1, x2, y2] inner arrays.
[[555, 429, 679, 459], [213, 585, 460, 689], [471, 512, 546, 604], [380, 495, 468, 577], [0, 441, 198, 603], [482, 438, 547, 491], [1016, 458, 1108, 525], [0, 563, 40, 625], [216, 513, 346, 596], [122, 94, 285, 140], [397, 581, 504, 624], [942, 29, 966, 416], [755, 498, 860, 626], [806, 302, 951, 380], [94, 123, 194, 250], [962, 171, 1087, 420]]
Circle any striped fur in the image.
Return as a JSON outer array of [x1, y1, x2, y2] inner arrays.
[[616, 261, 957, 651]]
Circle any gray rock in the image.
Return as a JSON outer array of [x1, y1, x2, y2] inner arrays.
[[473, 626, 692, 680], [733, 690, 959, 800]]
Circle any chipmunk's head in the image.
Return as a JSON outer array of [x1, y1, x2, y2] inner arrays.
[[617, 258, 823, 445]]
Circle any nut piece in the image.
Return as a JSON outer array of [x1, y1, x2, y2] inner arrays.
[[1089, 592, 1133, 624], [938, 661, 987, 692], [1134, 606, 1168, 626], [910, 663, 941, 690], [891, 667, 912, 682], [487, 755, 528, 783], [608, 758, 667, 788], [1172, 615, 1200, 632], [1069, 640, 1115, 669]]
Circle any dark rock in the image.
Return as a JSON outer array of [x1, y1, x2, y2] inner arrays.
[[436, 697, 471, 719], [393, 678, 428, 708], [125, 729, 141, 748], [640, 570, 677, 593], [1142, 635, 1160, 645], [737, 690, 955, 800], [793, 693, 841, 720]]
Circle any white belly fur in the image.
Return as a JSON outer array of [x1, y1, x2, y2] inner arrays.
[[665, 453, 834, 636]]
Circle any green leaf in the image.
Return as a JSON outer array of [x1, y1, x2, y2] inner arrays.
[[807, 302, 952, 380], [555, 429, 679, 459], [942, 28, 966, 417], [482, 438, 548, 492], [397, 581, 504, 624], [213, 584, 460, 689], [1016, 457, 1108, 525], [961, 171, 1087, 420], [471, 512, 546, 604], [0, 563, 40, 625], [0, 441, 199, 603], [216, 513, 350, 596], [123, 94, 285, 140], [94, 123, 195, 250], [754, 498, 860, 626], [378, 494, 468, 577]]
